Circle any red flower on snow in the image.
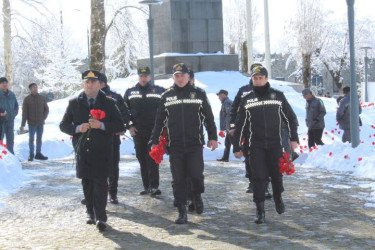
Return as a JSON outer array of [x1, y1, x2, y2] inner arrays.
[[279, 152, 295, 175], [0, 140, 7, 149], [218, 130, 225, 138], [90, 109, 106, 120]]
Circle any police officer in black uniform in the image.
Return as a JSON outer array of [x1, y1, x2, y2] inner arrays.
[[124, 66, 165, 196], [233, 66, 299, 224], [150, 63, 218, 224], [99, 73, 127, 204], [60, 70, 124, 231], [229, 63, 274, 196]]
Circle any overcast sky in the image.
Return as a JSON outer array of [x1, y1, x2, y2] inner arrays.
[[38, 0, 375, 55]]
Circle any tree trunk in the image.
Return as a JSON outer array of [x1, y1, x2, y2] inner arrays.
[[322, 62, 343, 91], [302, 52, 311, 88], [241, 41, 248, 73], [3, 0, 13, 89], [90, 0, 106, 72]]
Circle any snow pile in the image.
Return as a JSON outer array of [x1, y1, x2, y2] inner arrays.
[[0, 145, 27, 199]]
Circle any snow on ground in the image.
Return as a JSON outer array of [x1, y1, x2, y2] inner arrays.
[[1, 71, 375, 201], [0, 145, 28, 202]]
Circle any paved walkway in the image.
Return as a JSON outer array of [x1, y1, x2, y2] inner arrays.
[[1, 155, 375, 249]]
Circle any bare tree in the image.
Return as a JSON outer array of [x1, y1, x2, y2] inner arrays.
[[90, 0, 106, 72], [288, 0, 323, 88], [2, 0, 13, 89]]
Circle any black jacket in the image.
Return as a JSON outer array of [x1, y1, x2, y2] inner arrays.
[[233, 83, 299, 152], [124, 82, 165, 130], [150, 84, 217, 147], [60, 91, 124, 179], [229, 79, 253, 130]]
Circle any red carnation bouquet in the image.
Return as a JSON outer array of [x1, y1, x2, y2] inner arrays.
[[149, 131, 167, 164], [279, 152, 295, 175], [90, 109, 106, 120], [74, 109, 106, 158]]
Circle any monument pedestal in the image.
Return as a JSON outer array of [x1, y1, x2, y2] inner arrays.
[[137, 53, 239, 75]]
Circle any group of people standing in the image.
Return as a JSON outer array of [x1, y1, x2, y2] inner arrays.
[[0, 77, 49, 160], [3, 61, 359, 232]]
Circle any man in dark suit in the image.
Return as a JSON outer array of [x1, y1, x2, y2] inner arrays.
[[60, 70, 124, 232]]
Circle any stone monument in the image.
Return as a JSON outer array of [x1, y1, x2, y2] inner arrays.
[[137, 0, 239, 75]]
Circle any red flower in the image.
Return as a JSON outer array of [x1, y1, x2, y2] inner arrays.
[[329, 152, 332, 157], [2, 150, 7, 155], [149, 131, 168, 164], [0, 140, 7, 148], [70, 136, 73, 140], [358, 157, 363, 161], [279, 152, 295, 175], [324, 132, 328, 135], [219, 130, 225, 138], [90, 109, 106, 120], [62, 139, 65, 142], [344, 155, 348, 159], [122, 137, 126, 140]]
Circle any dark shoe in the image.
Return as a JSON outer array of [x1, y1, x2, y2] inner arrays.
[[188, 200, 195, 212], [140, 188, 151, 195], [254, 201, 265, 224], [265, 182, 273, 199], [28, 155, 34, 161], [110, 196, 119, 204], [81, 198, 86, 205], [246, 182, 253, 193], [86, 213, 95, 225], [194, 193, 204, 214], [35, 153, 48, 160], [175, 205, 188, 224], [292, 152, 299, 162], [150, 188, 161, 196], [96, 220, 107, 231], [217, 158, 229, 162], [274, 196, 285, 214]]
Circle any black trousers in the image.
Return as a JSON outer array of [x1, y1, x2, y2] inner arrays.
[[108, 140, 120, 197], [221, 134, 232, 160], [82, 178, 108, 222], [308, 128, 324, 148], [249, 146, 284, 202], [169, 145, 205, 206], [242, 138, 252, 182], [133, 129, 159, 190]]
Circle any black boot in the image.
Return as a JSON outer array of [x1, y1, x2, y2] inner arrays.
[[274, 195, 285, 214], [246, 182, 253, 193], [175, 205, 188, 224], [86, 212, 95, 225], [35, 152, 48, 160], [254, 201, 265, 224], [194, 193, 204, 214], [217, 157, 229, 162], [109, 195, 119, 204]]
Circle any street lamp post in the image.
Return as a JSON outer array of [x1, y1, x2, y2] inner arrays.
[[360, 46, 372, 102], [139, 0, 163, 85], [346, 0, 360, 148]]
